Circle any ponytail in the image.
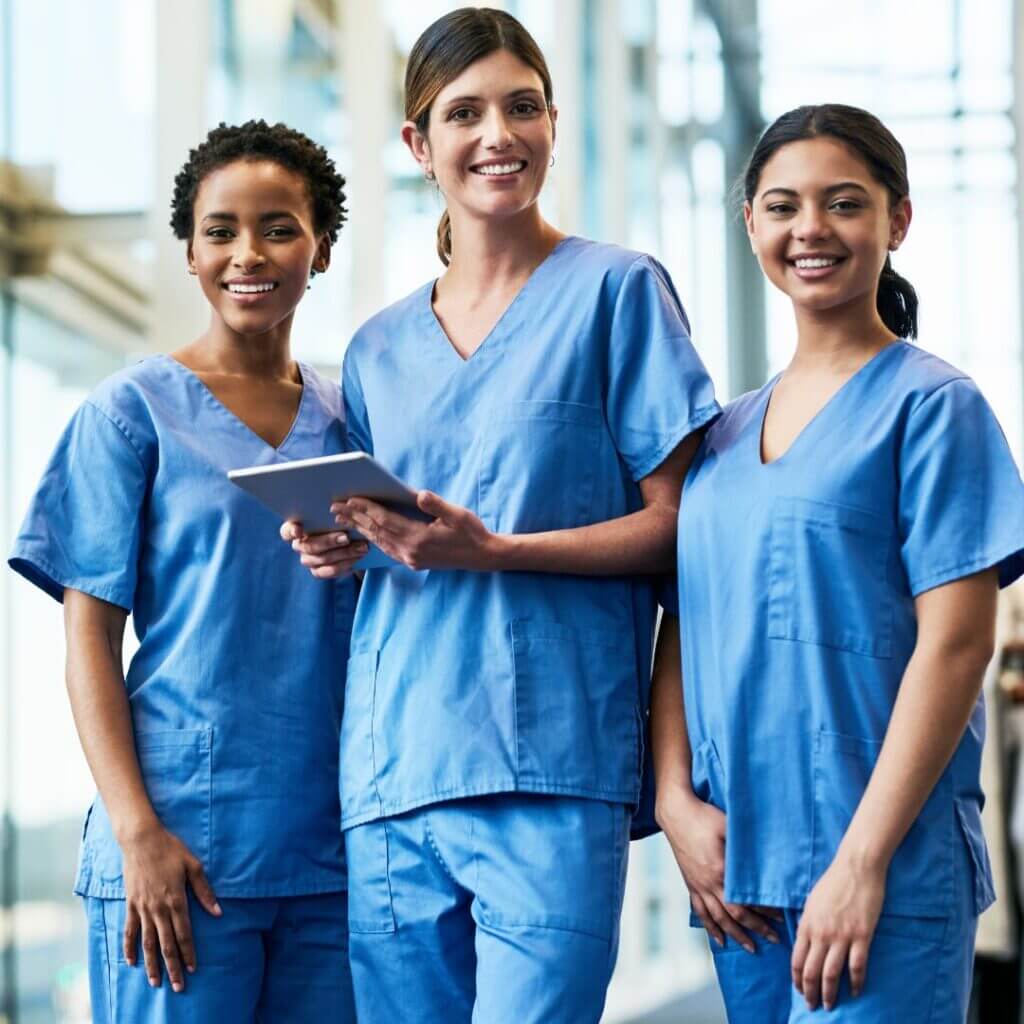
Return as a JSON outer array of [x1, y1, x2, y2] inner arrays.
[[877, 255, 918, 339], [436, 209, 452, 267]]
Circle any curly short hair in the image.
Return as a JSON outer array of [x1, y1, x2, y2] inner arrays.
[[170, 120, 347, 242]]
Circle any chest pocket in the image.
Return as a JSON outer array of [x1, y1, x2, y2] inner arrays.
[[768, 496, 894, 659], [478, 401, 603, 534]]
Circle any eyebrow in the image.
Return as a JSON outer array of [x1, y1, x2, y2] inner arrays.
[[200, 210, 301, 224], [441, 87, 544, 107], [760, 182, 871, 200]]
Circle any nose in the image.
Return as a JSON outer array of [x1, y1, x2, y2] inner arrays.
[[792, 204, 831, 241], [482, 108, 514, 151], [232, 232, 267, 271]]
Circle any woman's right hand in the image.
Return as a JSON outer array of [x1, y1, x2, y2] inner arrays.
[[280, 520, 368, 579], [655, 787, 780, 952], [120, 822, 221, 992]]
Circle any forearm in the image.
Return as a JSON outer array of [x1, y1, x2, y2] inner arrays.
[[64, 592, 159, 844], [839, 599, 995, 871], [489, 501, 677, 575], [649, 615, 696, 811]]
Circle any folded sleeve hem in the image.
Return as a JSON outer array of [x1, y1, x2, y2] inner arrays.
[[629, 400, 722, 482], [8, 548, 134, 610], [908, 543, 1024, 598]]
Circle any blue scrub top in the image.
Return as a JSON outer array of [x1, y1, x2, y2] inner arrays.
[[339, 236, 720, 830], [678, 341, 1024, 918], [9, 356, 358, 899]]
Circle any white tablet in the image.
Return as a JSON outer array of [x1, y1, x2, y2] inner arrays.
[[228, 451, 429, 570]]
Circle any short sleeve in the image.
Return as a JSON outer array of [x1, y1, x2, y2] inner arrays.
[[606, 257, 720, 481], [341, 348, 373, 456], [8, 400, 148, 608], [899, 378, 1024, 596]]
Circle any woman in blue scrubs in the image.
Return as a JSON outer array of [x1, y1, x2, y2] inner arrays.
[[286, 8, 721, 1022], [651, 104, 1024, 1022], [8, 122, 358, 1023]]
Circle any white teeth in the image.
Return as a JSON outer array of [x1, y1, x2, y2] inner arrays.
[[475, 161, 525, 176], [794, 258, 839, 269], [227, 283, 276, 293]]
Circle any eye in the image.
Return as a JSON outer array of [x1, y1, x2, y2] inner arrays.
[[204, 227, 234, 239], [266, 226, 296, 238], [448, 107, 477, 122], [511, 100, 541, 116], [829, 198, 862, 213], [766, 202, 795, 215]]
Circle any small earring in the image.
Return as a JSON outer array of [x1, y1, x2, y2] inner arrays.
[[549, 153, 555, 168], [187, 266, 196, 275], [425, 169, 435, 181]]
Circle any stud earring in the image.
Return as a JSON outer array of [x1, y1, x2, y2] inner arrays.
[[425, 169, 435, 181]]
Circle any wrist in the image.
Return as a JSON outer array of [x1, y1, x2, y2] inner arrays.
[[485, 531, 519, 571], [113, 808, 161, 847], [654, 778, 698, 825], [835, 831, 893, 877]]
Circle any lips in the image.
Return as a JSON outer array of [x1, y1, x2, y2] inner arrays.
[[470, 159, 527, 177]]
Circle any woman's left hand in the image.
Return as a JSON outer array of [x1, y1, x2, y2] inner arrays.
[[791, 852, 886, 1011], [333, 491, 502, 571]]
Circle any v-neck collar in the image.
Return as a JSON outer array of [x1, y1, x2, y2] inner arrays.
[[422, 235, 578, 365], [756, 341, 905, 467], [161, 353, 309, 455]]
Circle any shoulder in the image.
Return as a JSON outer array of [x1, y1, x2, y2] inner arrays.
[[346, 282, 434, 362], [705, 383, 769, 449], [298, 363, 343, 419], [889, 342, 971, 403], [83, 357, 170, 452], [564, 237, 671, 292]]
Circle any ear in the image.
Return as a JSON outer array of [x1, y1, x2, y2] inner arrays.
[[401, 120, 432, 178], [313, 234, 331, 275], [549, 103, 558, 151], [888, 196, 912, 251], [186, 241, 198, 275], [743, 201, 757, 254]]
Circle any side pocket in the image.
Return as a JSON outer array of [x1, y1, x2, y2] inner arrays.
[[339, 650, 382, 824], [510, 620, 640, 798], [954, 796, 996, 915], [811, 731, 952, 916], [344, 820, 397, 934], [690, 737, 726, 812], [134, 729, 213, 870]]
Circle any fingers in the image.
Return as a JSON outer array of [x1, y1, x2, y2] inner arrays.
[[848, 938, 869, 997], [799, 938, 827, 1010], [416, 489, 460, 523], [153, 909, 186, 993], [123, 904, 141, 966], [727, 902, 780, 944], [280, 520, 305, 543], [791, 930, 809, 993], [187, 861, 222, 918], [166, 891, 196, 977], [691, 893, 725, 948], [820, 941, 849, 1011], [703, 893, 756, 953], [140, 913, 162, 988], [751, 904, 785, 922]]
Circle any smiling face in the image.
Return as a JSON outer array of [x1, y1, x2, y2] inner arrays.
[[403, 48, 556, 226], [188, 159, 329, 339], [744, 137, 910, 322]]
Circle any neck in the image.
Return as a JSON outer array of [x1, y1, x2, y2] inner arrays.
[[790, 294, 897, 373], [442, 204, 563, 293], [190, 314, 298, 379]]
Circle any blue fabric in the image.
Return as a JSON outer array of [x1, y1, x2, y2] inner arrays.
[[345, 794, 631, 1023], [677, 341, 1024, 916], [9, 356, 358, 898], [85, 892, 356, 1023], [339, 237, 719, 830], [707, 822, 978, 1022]]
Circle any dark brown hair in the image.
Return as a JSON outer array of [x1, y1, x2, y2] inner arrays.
[[405, 7, 553, 266], [742, 104, 918, 339]]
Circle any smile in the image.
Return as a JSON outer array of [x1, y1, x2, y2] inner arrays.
[[791, 257, 841, 269], [471, 160, 527, 176], [224, 282, 278, 294]]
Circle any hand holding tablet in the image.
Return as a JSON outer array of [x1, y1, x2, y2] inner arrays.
[[228, 451, 429, 569]]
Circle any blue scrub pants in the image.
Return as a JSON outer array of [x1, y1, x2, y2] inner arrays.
[[85, 891, 356, 1023], [708, 834, 978, 1023], [345, 794, 632, 1023]]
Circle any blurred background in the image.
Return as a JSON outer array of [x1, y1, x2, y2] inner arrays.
[[1, 0, 1023, 1021]]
